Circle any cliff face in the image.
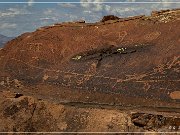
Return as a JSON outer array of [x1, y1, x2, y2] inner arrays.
[[0, 9, 179, 132]]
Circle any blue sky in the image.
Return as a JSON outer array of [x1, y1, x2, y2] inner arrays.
[[0, 0, 179, 37]]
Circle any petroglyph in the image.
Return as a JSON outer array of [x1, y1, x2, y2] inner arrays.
[[7, 53, 179, 81], [85, 63, 97, 75], [0, 77, 23, 88], [0, 81, 5, 86], [28, 43, 43, 52], [167, 56, 180, 69], [62, 75, 73, 87], [125, 74, 148, 81], [3, 55, 180, 97], [43, 74, 49, 81], [173, 67, 180, 73], [117, 31, 128, 42], [95, 27, 128, 43], [60, 45, 74, 61], [6, 77, 10, 86], [144, 31, 161, 41], [76, 76, 86, 86], [9, 42, 179, 84], [103, 31, 127, 42], [72, 36, 85, 42], [120, 39, 134, 46], [48, 44, 57, 53], [153, 64, 166, 73], [150, 75, 168, 80], [143, 82, 151, 92], [14, 79, 23, 88], [98, 27, 109, 36], [82, 63, 97, 81]]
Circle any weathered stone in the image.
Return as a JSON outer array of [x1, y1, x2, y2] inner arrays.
[[0, 9, 179, 132], [101, 15, 120, 22], [0, 91, 179, 132]]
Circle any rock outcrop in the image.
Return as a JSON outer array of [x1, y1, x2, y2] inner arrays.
[[0, 90, 179, 132], [100, 15, 120, 22], [0, 9, 179, 132]]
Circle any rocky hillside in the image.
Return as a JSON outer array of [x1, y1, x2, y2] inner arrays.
[[0, 9, 179, 132], [0, 90, 179, 132]]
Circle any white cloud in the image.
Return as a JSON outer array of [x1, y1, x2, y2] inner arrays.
[[80, 0, 117, 15], [43, 9, 53, 15], [59, 3, 77, 8], [79, 0, 180, 19], [0, 8, 31, 18], [28, 0, 34, 6], [83, 10, 92, 13], [0, 23, 17, 29], [40, 17, 58, 21], [81, 0, 105, 11]]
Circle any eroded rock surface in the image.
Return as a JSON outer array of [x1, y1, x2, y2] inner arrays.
[[0, 9, 180, 132], [0, 91, 179, 132]]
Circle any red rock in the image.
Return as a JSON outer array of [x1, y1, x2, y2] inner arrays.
[[0, 9, 179, 115]]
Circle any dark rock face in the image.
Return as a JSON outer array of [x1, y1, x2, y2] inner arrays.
[[0, 9, 180, 132], [101, 15, 120, 22]]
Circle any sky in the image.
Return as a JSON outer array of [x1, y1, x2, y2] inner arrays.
[[0, 0, 179, 37]]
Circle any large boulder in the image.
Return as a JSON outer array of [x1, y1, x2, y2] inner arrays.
[[100, 15, 120, 22]]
